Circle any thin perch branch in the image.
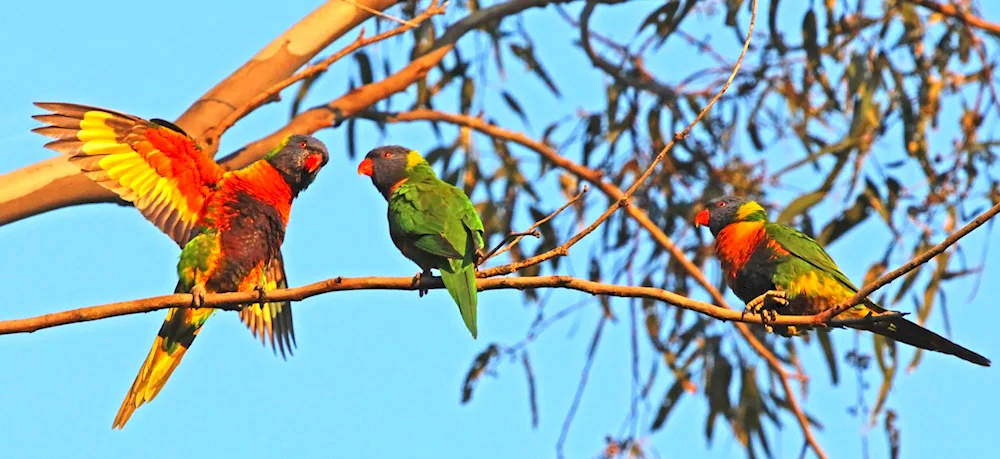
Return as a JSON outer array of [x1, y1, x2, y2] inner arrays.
[[0, 274, 902, 337]]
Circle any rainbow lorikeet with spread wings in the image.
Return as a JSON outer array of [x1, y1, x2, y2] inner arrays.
[[32, 102, 330, 427], [695, 195, 990, 366], [358, 146, 485, 338]]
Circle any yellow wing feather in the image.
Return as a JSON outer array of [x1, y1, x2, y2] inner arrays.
[[32, 102, 225, 246]]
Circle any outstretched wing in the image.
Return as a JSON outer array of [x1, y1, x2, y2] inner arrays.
[[239, 253, 297, 358], [32, 102, 225, 246]]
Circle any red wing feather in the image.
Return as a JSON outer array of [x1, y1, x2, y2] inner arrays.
[[32, 102, 225, 246]]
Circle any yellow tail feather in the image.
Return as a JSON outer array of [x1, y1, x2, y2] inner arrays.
[[112, 334, 191, 429]]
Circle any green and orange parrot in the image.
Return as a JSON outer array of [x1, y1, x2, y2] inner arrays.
[[358, 145, 485, 338], [695, 195, 989, 366], [32, 102, 330, 427]]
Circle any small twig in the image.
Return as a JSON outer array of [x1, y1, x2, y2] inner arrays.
[[486, 185, 590, 262], [208, 0, 446, 144], [340, 0, 419, 27], [480, 231, 542, 264], [817, 199, 1000, 324]]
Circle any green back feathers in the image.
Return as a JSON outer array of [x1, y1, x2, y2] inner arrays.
[[763, 222, 860, 293]]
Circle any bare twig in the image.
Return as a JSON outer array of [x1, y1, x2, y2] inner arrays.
[[480, 231, 542, 264], [817, 199, 1000, 323], [368, 93, 831, 458], [485, 185, 590, 262], [340, 0, 417, 26]]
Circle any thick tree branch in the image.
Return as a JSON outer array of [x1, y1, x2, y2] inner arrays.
[[208, 0, 449, 146], [905, 0, 1000, 36], [0, 275, 899, 337], [0, 0, 402, 226], [216, 45, 454, 170]]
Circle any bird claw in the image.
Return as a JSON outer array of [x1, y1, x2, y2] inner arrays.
[[412, 270, 432, 297], [246, 284, 268, 311], [742, 290, 788, 333], [190, 284, 207, 308]]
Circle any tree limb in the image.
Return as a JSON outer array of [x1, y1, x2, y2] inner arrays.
[[217, 0, 596, 170], [207, 0, 449, 146], [215, 45, 454, 170]]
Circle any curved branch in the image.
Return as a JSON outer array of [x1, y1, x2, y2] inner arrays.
[[0, 0, 403, 226], [0, 274, 899, 337]]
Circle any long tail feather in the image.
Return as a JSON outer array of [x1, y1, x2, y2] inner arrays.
[[440, 262, 478, 339], [112, 307, 211, 429], [858, 317, 990, 367]]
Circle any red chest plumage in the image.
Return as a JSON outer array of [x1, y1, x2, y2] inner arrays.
[[202, 162, 293, 230], [713, 222, 765, 279]]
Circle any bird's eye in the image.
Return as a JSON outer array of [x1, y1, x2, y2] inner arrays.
[[717, 201, 727, 208], [382, 151, 392, 158], [299, 141, 308, 149]]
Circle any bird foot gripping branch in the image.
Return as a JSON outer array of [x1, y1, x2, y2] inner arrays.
[[412, 270, 432, 297], [250, 284, 269, 311], [190, 284, 208, 308], [741, 290, 787, 333]]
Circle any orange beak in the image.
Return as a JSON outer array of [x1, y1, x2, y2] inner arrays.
[[357, 158, 373, 177], [694, 209, 710, 227], [305, 153, 324, 173]]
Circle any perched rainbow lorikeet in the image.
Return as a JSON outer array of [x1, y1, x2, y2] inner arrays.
[[358, 146, 485, 338], [695, 195, 990, 367], [32, 102, 330, 427]]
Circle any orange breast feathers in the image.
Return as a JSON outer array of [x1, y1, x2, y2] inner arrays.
[[205, 162, 293, 230], [713, 221, 765, 277]]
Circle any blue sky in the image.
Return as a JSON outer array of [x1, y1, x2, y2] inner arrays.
[[0, 1, 998, 458]]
